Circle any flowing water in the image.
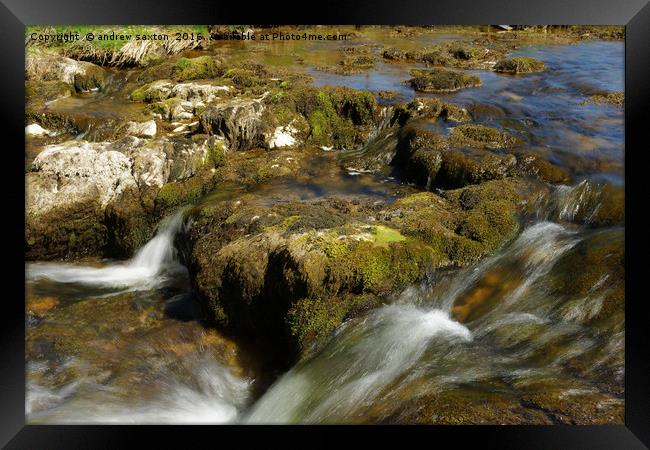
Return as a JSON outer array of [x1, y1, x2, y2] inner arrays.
[[25, 32, 624, 424]]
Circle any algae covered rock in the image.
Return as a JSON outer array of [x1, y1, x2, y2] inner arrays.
[[186, 176, 533, 357], [582, 91, 624, 107], [494, 57, 545, 74], [291, 85, 379, 149], [407, 68, 481, 93], [449, 124, 521, 149]]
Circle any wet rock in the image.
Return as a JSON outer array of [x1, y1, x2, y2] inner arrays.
[[494, 57, 545, 74], [407, 147, 518, 189], [582, 91, 624, 108], [513, 153, 570, 184], [376, 384, 552, 424], [440, 103, 471, 123], [391, 98, 443, 126], [407, 68, 481, 93]]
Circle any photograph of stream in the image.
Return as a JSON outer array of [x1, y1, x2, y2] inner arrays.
[[25, 25, 624, 424]]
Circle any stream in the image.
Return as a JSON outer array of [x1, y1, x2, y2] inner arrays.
[[25, 33, 624, 424]]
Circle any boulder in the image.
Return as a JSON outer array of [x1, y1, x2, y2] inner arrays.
[[26, 136, 215, 259], [26, 53, 107, 92], [199, 97, 266, 150], [125, 120, 157, 138]]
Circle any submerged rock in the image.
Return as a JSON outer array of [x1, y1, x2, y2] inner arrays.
[[582, 91, 624, 107]]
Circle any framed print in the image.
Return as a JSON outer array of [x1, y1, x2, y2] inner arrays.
[[2, 0, 649, 447]]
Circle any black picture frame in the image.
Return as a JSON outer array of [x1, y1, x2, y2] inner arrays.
[[3, 0, 648, 447]]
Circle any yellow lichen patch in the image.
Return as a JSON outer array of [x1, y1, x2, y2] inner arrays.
[[370, 225, 406, 248]]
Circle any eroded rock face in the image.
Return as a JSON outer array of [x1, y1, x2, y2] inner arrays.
[[26, 136, 214, 259], [200, 97, 266, 150]]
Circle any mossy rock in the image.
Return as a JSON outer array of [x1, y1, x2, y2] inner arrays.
[[441, 103, 471, 123], [391, 98, 444, 126], [514, 153, 570, 184], [494, 57, 545, 74], [449, 124, 521, 149], [73, 64, 107, 92], [582, 91, 624, 107], [407, 68, 481, 93], [154, 174, 215, 214], [406, 147, 517, 189], [290, 85, 378, 149], [25, 80, 73, 106], [129, 80, 173, 102], [172, 56, 223, 81]]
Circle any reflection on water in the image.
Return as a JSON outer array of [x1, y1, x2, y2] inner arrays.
[[308, 41, 624, 184]]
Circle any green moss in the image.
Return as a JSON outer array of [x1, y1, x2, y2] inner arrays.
[[290, 85, 377, 149], [129, 81, 172, 102], [25, 80, 73, 104], [458, 199, 518, 250], [154, 176, 210, 212], [494, 57, 545, 74], [450, 124, 521, 149], [407, 68, 481, 93], [288, 297, 349, 352], [206, 140, 226, 168], [173, 56, 222, 81], [370, 225, 407, 247]]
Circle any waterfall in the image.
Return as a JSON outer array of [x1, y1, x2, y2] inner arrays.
[[27, 210, 188, 290]]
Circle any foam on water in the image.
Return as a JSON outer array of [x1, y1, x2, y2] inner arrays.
[[244, 306, 471, 423], [26, 211, 187, 290]]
